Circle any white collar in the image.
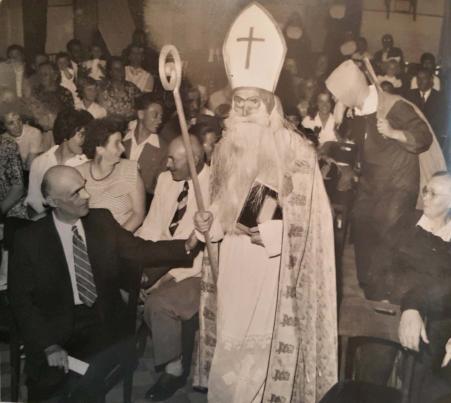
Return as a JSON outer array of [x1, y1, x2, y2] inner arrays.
[[52, 211, 82, 232], [417, 214, 451, 242], [354, 85, 378, 116], [420, 88, 432, 98]]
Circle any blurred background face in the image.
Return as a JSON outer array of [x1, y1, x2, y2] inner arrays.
[[167, 142, 190, 181], [185, 89, 201, 119], [91, 46, 102, 59], [356, 38, 367, 53], [421, 57, 436, 72], [57, 57, 71, 71], [303, 79, 316, 101], [66, 129, 86, 155], [317, 93, 332, 115], [39, 65, 57, 87], [141, 103, 163, 133], [202, 131, 218, 164], [8, 48, 24, 64], [68, 43, 83, 62], [284, 58, 298, 76], [417, 71, 433, 92], [422, 177, 451, 220], [34, 54, 49, 69], [4, 112, 23, 137], [129, 46, 144, 67], [385, 61, 399, 76], [110, 60, 125, 82], [82, 84, 98, 102], [98, 132, 124, 164], [382, 34, 393, 50]]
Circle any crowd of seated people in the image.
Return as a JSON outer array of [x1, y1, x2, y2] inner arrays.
[[0, 24, 449, 403]]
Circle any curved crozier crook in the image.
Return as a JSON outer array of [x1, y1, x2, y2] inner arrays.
[[159, 45, 183, 92]]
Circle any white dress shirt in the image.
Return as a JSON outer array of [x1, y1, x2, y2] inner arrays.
[[124, 121, 160, 161], [136, 166, 210, 282], [302, 113, 337, 145], [26, 146, 87, 214], [52, 212, 87, 305]]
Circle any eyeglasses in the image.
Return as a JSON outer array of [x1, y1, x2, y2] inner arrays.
[[233, 95, 262, 112], [422, 185, 448, 199]]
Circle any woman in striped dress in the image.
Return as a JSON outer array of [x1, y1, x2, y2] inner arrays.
[[77, 118, 146, 232]]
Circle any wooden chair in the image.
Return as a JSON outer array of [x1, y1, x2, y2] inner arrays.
[[330, 296, 415, 403]]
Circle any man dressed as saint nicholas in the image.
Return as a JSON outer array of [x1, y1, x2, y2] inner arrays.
[[193, 3, 338, 403]]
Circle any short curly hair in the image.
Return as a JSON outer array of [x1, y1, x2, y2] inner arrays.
[[53, 109, 93, 145], [83, 118, 124, 159]]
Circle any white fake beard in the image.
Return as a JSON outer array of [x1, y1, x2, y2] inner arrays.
[[210, 107, 280, 234]]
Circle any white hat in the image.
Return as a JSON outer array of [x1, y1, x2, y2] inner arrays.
[[223, 2, 287, 93]]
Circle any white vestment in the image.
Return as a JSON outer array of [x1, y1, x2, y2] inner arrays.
[[205, 218, 283, 402]]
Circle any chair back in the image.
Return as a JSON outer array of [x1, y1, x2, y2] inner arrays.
[[339, 297, 401, 342], [338, 296, 415, 403]]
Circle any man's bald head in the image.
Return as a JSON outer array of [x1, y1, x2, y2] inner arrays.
[[167, 135, 205, 181], [42, 166, 90, 222]]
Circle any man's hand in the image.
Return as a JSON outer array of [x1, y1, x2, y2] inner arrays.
[[194, 211, 213, 233], [45, 344, 69, 373], [249, 227, 265, 247], [399, 309, 429, 352], [377, 118, 407, 142]]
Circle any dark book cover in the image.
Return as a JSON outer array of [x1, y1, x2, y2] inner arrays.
[[236, 180, 281, 234]]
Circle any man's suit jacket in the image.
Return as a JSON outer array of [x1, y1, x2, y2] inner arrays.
[[405, 88, 446, 140], [123, 135, 168, 196], [9, 209, 193, 356]]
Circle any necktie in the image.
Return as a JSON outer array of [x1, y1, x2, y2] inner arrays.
[[169, 181, 189, 236], [421, 92, 426, 105], [72, 225, 97, 307]]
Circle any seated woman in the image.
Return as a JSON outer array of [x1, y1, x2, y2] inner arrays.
[[302, 89, 338, 146], [397, 171, 451, 403], [357, 171, 451, 388], [1, 108, 43, 172], [77, 118, 145, 232], [98, 57, 141, 124], [76, 77, 107, 119]]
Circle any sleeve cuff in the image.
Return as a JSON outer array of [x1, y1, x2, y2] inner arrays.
[[258, 220, 283, 258]]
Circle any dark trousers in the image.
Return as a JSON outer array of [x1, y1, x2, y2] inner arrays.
[[27, 305, 131, 402]]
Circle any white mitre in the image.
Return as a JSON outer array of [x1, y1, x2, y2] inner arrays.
[[223, 2, 287, 93]]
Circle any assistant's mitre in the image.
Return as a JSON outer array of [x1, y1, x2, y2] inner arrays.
[[223, 2, 287, 93]]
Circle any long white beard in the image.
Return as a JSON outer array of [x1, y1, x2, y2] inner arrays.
[[211, 109, 281, 234]]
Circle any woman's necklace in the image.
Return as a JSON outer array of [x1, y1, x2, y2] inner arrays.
[[89, 162, 116, 181]]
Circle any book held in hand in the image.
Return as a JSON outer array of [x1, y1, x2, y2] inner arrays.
[[236, 180, 282, 235]]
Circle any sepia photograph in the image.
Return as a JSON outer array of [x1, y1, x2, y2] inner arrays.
[[0, 0, 449, 402]]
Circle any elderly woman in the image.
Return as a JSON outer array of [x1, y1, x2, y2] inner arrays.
[[356, 172, 451, 391], [77, 118, 145, 232], [98, 57, 141, 123]]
